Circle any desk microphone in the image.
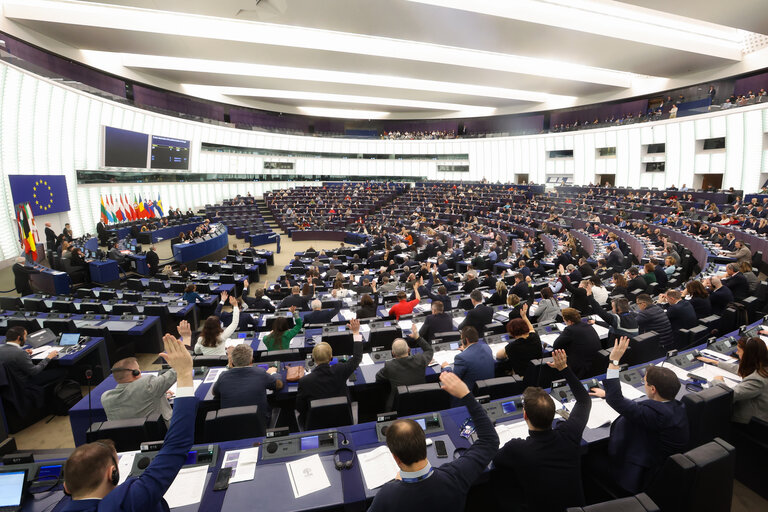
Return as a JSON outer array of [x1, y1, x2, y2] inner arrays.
[[85, 369, 93, 434]]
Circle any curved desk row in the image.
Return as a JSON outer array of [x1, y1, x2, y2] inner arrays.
[[703, 222, 768, 264], [290, 230, 368, 245], [652, 225, 710, 273], [107, 217, 203, 243], [173, 226, 229, 264]]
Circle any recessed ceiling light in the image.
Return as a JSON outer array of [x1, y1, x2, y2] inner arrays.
[[297, 107, 389, 119]]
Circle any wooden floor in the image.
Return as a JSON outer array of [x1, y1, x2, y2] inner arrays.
[[1, 235, 766, 510]]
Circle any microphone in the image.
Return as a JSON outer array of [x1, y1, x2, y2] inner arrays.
[[85, 369, 93, 435]]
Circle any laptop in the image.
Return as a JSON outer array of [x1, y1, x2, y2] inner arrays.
[[58, 333, 80, 348], [0, 469, 27, 511]]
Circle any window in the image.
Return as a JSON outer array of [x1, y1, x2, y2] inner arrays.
[[645, 162, 665, 172], [264, 162, 294, 170], [646, 143, 666, 154], [548, 150, 574, 158], [701, 137, 725, 150], [437, 165, 469, 172], [596, 147, 616, 157]]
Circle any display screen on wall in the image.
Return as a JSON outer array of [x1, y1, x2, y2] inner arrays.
[[151, 135, 190, 170], [264, 162, 294, 170], [103, 126, 149, 168]]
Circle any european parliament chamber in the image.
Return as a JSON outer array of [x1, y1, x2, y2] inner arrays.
[[0, 2, 767, 511]]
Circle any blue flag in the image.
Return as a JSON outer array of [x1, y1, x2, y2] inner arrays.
[[8, 175, 71, 216]]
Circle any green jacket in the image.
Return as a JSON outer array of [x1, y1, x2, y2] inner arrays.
[[263, 315, 303, 351]]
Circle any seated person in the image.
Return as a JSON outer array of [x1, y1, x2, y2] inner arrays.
[[295, 319, 363, 427], [0, 326, 61, 386], [244, 284, 276, 313], [418, 300, 454, 342], [552, 308, 601, 378], [102, 356, 177, 426], [368, 372, 498, 512], [530, 287, 560, 324], [212, 344, 283, 426], [458, 289, 493, 334], [278, 286, 309, 310], [491, 350, 591, 511], [62, 334, 195, 512], [304, 299, 341, 325], [589, 336, 689, 494], [262, 306, 303, 351], [698, 336, 768, 424], [496, 306, 543, 376], [441, 326, 494, 395], [635, 294, 674, 348], [190, 296, 240, 355], [356, 294, 378, 319], [182, 283, 203, 303], [388, 284, 422, 320], [375, 332, 435, 410]]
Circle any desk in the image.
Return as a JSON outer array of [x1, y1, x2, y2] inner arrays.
[[127, 253, 149, 275], [108, 218, 203, 242], [28, 266, 71, 295], [173, 226, 229, 264], [88, 260, 120, 285]]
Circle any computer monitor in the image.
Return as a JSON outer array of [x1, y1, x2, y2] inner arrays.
[[59, 333, 80, 346], [0, 469, 27, 508]]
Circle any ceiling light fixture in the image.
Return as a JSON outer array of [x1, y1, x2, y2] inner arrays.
[[296, 107, 389, 119]]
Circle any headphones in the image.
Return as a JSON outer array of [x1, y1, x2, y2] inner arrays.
[[111, 367, 140, 377], [333, 447, 355, 471], [94, 442, 120, 487]]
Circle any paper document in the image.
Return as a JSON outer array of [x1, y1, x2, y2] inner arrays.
[[586, 399, 620, 429], [163, 465, 207, 508], [690, 364, 742, 384], [31, 346, 58, 360], [412, 322, 423, 334], [290, 336, 305, 349], [413, 304, 431, 314], [540, 333, 560, 348], [431, 349, 460, 367], [359, 324, 371, 334], [357, 446, 400, 490], [338, 309, 355, 321], [700, 349, 737, 363], [620, 383, 645, 400], [204, 367, 227, 384], [167, 380, 202, 397], [496, 421, 530, 446], [659, 363, 694, 381], [555, 323, 567, 331], [488, 342, 508, 356], [361, 354, 376, 366], [117, 451, 139, 485], [397, 320, 412, 331], [592, 324, 609, 339], [225, 338, 247, 348], [286, 454, 331, 499], [222, 447, 260, 483]]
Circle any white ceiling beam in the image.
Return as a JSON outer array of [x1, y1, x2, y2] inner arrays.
[[3, 0, 639, 87]]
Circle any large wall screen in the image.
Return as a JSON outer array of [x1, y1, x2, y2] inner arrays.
[[103, 126, 149, 168], [151, 135, 190, 170]]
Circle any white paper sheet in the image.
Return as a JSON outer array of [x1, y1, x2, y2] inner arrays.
[[690, 364, 742, 384], [488, 342, 508, 357], [222, 447, 260, 483], [290, 336, 305, 348], [620, 382, 645, 400], [361, 353, 376, 366], [585, 399, 620, 429], [700, 348, 737, 363], [163, 465, 207, 508], [167, 380, 202, 397], [286, 454, 331, 499], [592, 324, 609, 339], [540, 333, 560, 348], [359, 324, 371, 334], [31, 346, 58, 360], [338, 309, 355, 321], [495, 421, 530, 446], [659, 362, 694, 381], [357, 446, 400, 490], [204, 367, 227, 384], [397, 320, 412, 331], [117, 451, 139, 485], [431, 349, 460, 367], [225, 338, 247, 348]]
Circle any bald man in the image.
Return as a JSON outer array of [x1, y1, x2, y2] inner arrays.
[[375, 332, 435, 410], [101, 357, 178, 426]]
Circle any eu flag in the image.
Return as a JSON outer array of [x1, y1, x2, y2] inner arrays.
[[8, 175, 71, 216]]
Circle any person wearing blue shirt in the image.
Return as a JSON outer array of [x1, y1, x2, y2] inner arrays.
[[182, 283, 203, 303], [62, 333, 197, 512]]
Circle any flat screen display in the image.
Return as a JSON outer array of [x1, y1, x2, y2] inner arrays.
[[36, 465, 62, 480], [300, 436, 319, 451], [59, 333, 79, 346], [0, 470, 25, 507], [501, 401, 517, 414], [415, 418, 426, 430], [104, 126, 149, 168], [151, 135, 190, 170]]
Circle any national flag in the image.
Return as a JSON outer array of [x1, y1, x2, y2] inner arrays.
[[25, 202, 39, 243], [8, 175, 71, 216], [114, 195, 125, 222], [16, 203, 37, 260], [155, 195, 164, 217], [145, 199, 156, 218], [100, 196, 109, 224], [125, 194, 136, 221], [137, 196, 147, 219], [106, 196, 116, 223]]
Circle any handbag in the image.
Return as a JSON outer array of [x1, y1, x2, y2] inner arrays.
[[286, 365, 306, 382]]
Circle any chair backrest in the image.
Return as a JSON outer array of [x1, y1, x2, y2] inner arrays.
[[220, 273, 235, 284], [127, 278, 145, 291], [646, 438, 735, 512], [522, 358, 558, 389], [473, 376, 524, 400], [681, 383, 733, 450], [433, 331, 461, 343], [86, 414, 167, 452], [43, 319, 77, 336], [98, 290, 118, 300], [254, 349, 300, 363], [74, 288, 94, 299], [169, 281, 186, 293], [23, 299, 48, 313], [395, 383, 449, 416], [368, 325, 401, 351], [111, 304, 138, 315], [305, 396, 353, 430], [50, 300, 77, 313], [321, 331, 354, 356], [192, 355, 228, 367], [122, 291, 142, 302], [566, 493, 660, 512], [624, 331, 665, 366], [80, 302, 106, 314], [0, 297, 23, 310], [204, 405, 264, 442], [148, 280, 166, 292], [6, 318, 41, 334]]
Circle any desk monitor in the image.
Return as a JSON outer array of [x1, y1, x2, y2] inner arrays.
[[36, 465, 62, 481], [501, 400, 517, 414], [415, 418, 426, 430], [300, 435, 319, 451], [0, 469, 26, 508], [59, 333, 80, 346]]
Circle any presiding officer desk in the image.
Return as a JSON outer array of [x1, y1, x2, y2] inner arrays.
[[173, 225, 229, 264], [14, 317, 751, 512]]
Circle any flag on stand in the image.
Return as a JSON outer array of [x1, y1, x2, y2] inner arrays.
[[16, 203, 37, 260], [100, 196, 109, 224], [155, 195, 164, 217]]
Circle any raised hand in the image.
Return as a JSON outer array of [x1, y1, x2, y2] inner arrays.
[[609, 336, 631, 363], [546, 349, 568, 371], [347, 318, 361, 335], [160, 334, 193, 386], [439, 371, 470, 399], [177, 320, 192, 343]]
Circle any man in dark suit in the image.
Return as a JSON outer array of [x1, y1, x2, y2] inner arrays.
[[12, 257, 39, 296], [303, 300, 341, 325], [96, 220, 109, 246], [663, 290, 698, 348], [244, 288, 276, 313], [0, 326, 61, 386], [212, 344, 282, 428], [461, 271, 480, 294], [589, 336, 689, 494], [44, 222, 57, 249], [295, 320, 363, 428], [708, 276, 734, 315], [418, 301, 454, 342], [723, 263, 749, 301], [491, 349, 591, 511], [578, 257, 595, 278], [626, 267, 647, 293], [441, 326, 494, 395], [278, 286, 309, 310], [458, 290, 493, 335], [376, 333, 435, 410], [511, 273, 530, 301], [606, 244, 624, 271], [145, 246, 159, 276], [552, 308, 601, 378]]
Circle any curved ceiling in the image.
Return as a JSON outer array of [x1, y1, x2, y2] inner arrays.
[[1, 0, 767, 119]]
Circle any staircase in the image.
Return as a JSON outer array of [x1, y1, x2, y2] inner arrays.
[[256, 198, 286, 236]]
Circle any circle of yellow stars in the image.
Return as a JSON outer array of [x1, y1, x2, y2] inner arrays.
[[32, 180, 54, 212]]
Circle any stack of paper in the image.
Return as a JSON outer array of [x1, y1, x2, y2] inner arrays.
[[286, 454, 331, 499], [117, 451, 139, 485], [585, 399, 620, 429], [31, 346, 59, 360], [338, 309, 355, 321], [431, 349, 460, 367], [225, 338, 247, 348], [204, 368, 227, 384], [620, 382, 645, 400], [592, 324, 609, 340], [700, 349, 737, 363], [495, 421, 529, 445], [540, 333, 560, 348], [691, 364, 742, 385], [357, 446, 399, 490], [163, 465, 207, 508], [222, 447, 260, 483]]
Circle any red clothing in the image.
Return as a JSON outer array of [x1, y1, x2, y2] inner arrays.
[[389, 299, 419, 320]]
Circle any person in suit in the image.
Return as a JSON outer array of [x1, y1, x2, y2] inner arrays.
[[212, 344, 283, 427], [491, 349, 591, 511], [278, 286, 310, 310], [96, 220, 109, 246], [662, 290, 698, 348], [727, 240, 752, 266], [458, 290, 493, 335], [606, 243, 625, 271], [0, 326, 61, 386], [303, 299, 341, 325], [441, 326, 494, 395], [101, 356, 177, 426], [589, 336, 689, 494], [44, 222, 57, 249], [723, 263, 749, 301], [62, 334, 196, 512], [418, 300, 454, 342], [460, 271, 480, 294], [626, 267, 647, 293], [552, 308, 601, 378], [355, 294, 378, 319], [698, 336, 768, 424], [635, 294, 674, 347], [295, 319, 363, 428], [376, 332, 435, 410], [145, 246, 159, 276], [12, 257, 39, 296], [368, 372, 498, 512], [559, 269, 592, 316], [708, 276, 734, 315], [510, 273, 530, 301], [107, 243, 129, 272], [244, 286, 276, 313]]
